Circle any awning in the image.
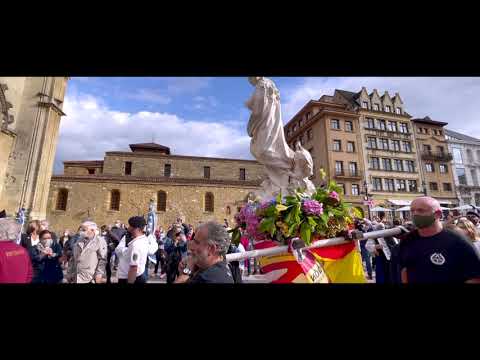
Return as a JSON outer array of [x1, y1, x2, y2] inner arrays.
[[371, 206, 393, 212], [388, 199, 411, 206]]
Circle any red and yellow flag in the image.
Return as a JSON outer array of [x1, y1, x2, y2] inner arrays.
[[254, 240, 366, 283]]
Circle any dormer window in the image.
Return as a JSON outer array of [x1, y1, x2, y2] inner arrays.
[[374, 104, 380, 111], [385, 105, 391, 112], [362, 101, 369, 109], [396, 107, 402, 114]]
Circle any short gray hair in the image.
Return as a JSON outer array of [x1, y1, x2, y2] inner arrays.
[[81, 221, 98, 231], [198, 221, 231, 257], [0, 218, 21, 242]]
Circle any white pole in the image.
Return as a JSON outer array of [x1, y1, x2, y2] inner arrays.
[[226, 226, 404, 263]]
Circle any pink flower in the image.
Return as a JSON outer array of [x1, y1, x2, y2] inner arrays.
[[302, 200, 323, 216], [329, 191, 339, 201]]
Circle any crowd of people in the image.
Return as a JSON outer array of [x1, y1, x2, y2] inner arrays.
[[354, 196, 480, 283], [1, 196, 480, 284], [0, 215, 248, 284]]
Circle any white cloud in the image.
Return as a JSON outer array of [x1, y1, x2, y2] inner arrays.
[[166, 77, 211, 94], [281, 77, 480, 138], [126, 89, 171, 104], [54, 92, 252, 174]]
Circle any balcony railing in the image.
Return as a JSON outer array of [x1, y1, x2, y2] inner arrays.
[[334, 170, 363, 179], [420, 151, 453, 162]]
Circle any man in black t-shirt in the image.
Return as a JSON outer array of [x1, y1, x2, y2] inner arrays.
[[399, 197, 480, 283], [175, 221, 234, 284]]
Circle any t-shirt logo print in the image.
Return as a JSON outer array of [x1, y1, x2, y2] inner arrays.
[[430, 253, 446, 266]]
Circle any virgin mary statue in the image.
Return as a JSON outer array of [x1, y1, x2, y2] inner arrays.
[[246, 77, 295, 198]]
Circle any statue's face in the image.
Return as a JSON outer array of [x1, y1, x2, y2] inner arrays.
[[248, 77, 261, 86]]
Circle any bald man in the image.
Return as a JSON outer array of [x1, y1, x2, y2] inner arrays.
[[398, 196, 480, 283]]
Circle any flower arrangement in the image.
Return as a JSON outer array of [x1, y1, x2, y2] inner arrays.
[[230, 169, 362, 246]]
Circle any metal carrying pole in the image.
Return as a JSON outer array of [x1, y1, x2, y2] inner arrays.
[[226, 226, 404, 263]]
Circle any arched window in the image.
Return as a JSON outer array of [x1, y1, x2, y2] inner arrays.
[[226, 206, 231, 215], [205, 192, 214, 212], [157, 191, 167, 212], [110, 190, 120, 211], [56, 189, 68, 211]]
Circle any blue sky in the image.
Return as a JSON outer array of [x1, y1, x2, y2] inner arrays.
[[54, 77, 480, 174]]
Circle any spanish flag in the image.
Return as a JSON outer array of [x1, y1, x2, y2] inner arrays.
[[254, 240, 366, 283]]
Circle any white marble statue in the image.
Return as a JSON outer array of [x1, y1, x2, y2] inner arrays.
[[246, 77, 316, 198]]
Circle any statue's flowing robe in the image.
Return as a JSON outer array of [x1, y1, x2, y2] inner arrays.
[[247, 78, 294, 193]]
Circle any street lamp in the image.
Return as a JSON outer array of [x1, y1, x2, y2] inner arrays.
[[364, 180, 371, 220]]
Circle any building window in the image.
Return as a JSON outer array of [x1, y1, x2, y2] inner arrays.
[[423, 144, 432, 153], [110, 190, 120, 211], [471, 169, 479, 186], [394, 159, 403, 172], [87, 168, 95, 175], [372, 178, 383, 191], [385, 179, 395, 192], [374, 104, 380, 111], [405, 160, 415, 172], [424, 128, 429, 134], [204, 166, 211, 179], [337, 183, 345, 195], [205, 192, 214, 212], [56, 189, 68, 211], [437, 146, 444, 154], [362, 101, 369, 109], [293, 124, 298, 132], [125, 161, 132, 176], [453, 148, 463, 164], [397, 179, 407, 192], [408, 180, 418, 192], [239, 168, 246, 181], [467, 149, 474, 162], [333, 140, 342, 151], [429, 182, 438, 191], [349, 162, 358, 176], [366, 118, 375, 129], [439, 164, 448, 173], [402, 141, 412, 153], [164, 164, 171, 177], [382, 158, 392, 171], [347, 141, 355, 153], [438, 130, 443, 136], [396, 107, 402, 115], [399, 123, 408, 133], [443, 183, 452, 191], [379, 138, 389, 150], [370, 157, 380, 170], [345, 121, 353, 132], [425, 163, 434, 173], [385, 105, 391, 112], [476, 150, 480, 161], [299, 118, 305, 128], [352, 184, 360, 196], [392, 140, 401, 152], [367, 137, 377, 149], [335, 161, 344, 175], [331, 119, 340, 130], [417, 127, 422, 134], [387, 121, 397, 132], [307, 129, 313, 140], [306, 112, 311, 120], [378, 119, 387, 131], [456, 167, 467, 185], [157, 191, 167, 212]]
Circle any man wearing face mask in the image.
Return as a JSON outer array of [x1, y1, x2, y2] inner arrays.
[[66, 221, 107, 284], [399, 197, 480, 283]]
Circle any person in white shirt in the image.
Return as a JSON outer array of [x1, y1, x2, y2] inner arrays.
[[115, 216, 150, 284]]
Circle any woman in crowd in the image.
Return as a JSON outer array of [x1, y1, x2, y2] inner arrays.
[[452, 217, 480, 255], [29, 230, 64, 284]]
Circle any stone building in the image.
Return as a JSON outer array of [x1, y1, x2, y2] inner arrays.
[[284, 96, 366, 216], [411, 117, 457, 207], [0, 77, 69, 220], [445, 129, 480, 206], [47, 143, 265, 232]]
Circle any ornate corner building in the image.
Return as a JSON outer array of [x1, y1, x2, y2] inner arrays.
[[0, 77, 69, 220]]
